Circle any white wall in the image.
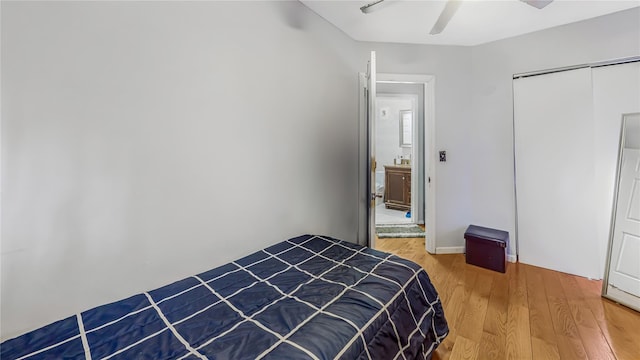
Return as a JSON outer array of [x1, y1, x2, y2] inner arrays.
[[470, 7, 640, 259], [1, 1, 358, 339], [375, 96, 415, 169]]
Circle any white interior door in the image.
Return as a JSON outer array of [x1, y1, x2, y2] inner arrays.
[[367, 51, 377, 248], [514, 67, 600, 279], [608, 147, 640, 299]]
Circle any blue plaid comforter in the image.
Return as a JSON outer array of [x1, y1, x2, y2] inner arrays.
[[1, 235, 448, 359]]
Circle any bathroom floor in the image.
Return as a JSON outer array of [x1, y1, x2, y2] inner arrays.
[[375, 203, 413, 225]]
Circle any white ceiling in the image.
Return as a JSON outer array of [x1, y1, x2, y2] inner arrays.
[[300, 0, 640, 46]]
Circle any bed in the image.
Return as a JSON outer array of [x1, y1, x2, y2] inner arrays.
[[1, 235, 448, 360]]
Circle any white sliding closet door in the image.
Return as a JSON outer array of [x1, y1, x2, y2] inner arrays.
[[514, 68, 600, 279]]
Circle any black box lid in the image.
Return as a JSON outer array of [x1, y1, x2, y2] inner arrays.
[[464, 224, 509, 244]]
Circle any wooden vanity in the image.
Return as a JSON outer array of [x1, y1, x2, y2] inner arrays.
[[384, 165, 411, 211]]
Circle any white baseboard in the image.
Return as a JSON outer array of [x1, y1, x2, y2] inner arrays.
[[435, 246, 464, 254], [507, 254, 517, 263]]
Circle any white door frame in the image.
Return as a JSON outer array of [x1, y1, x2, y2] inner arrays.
[[358, 73, 437, 253]]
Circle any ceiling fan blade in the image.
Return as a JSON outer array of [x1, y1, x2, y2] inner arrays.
[[520, 0, 553, 9], [360, 0, 385, 14], [429, 0, 463, 35]]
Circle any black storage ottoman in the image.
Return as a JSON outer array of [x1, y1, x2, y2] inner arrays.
[[464, 225, 508, 273]]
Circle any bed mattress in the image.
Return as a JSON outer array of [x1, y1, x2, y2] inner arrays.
[[1, 234, 448, 359]]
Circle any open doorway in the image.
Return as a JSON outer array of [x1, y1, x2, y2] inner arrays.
[[374, 93, 419, 226], [358, 70, 436, 252], [373, 77, 434, 244]]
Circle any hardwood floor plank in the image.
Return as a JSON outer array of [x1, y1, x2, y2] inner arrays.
[[531, 337, 560, 360], [508, 263, 528, 307], [482, 271, 508, 339], [457, 272, 493, 342], [555, 334, 588, 359], [523, 265, 557, 345], [505, 304, 532, 360], [540, 267, 565, 298], [476, 332, 504, 360], [439, 255, 467, 304], [557, 272, 584, 301], [445, 265, 478, 334], [444, 280, 469, 334], [505, 263, 532, 359], [449, 335, 479, 360], [542, 271, 582, 340]]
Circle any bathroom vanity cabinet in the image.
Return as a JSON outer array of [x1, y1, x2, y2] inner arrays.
[[384, 165, 411, 211]]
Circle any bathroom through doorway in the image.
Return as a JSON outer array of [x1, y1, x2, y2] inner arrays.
[[374, 84, 424, 227]]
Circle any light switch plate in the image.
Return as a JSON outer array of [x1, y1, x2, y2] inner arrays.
[[439, 151, 446, 162]]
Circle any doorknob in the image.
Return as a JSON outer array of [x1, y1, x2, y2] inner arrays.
[[371, 193, 383, 200]]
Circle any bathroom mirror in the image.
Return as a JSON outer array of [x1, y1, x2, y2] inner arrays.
[[400, 110, 412, 147], [602, 112, 640, 311]]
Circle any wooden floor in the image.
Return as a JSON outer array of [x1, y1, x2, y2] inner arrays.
[[375, 237, 640, 360]]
